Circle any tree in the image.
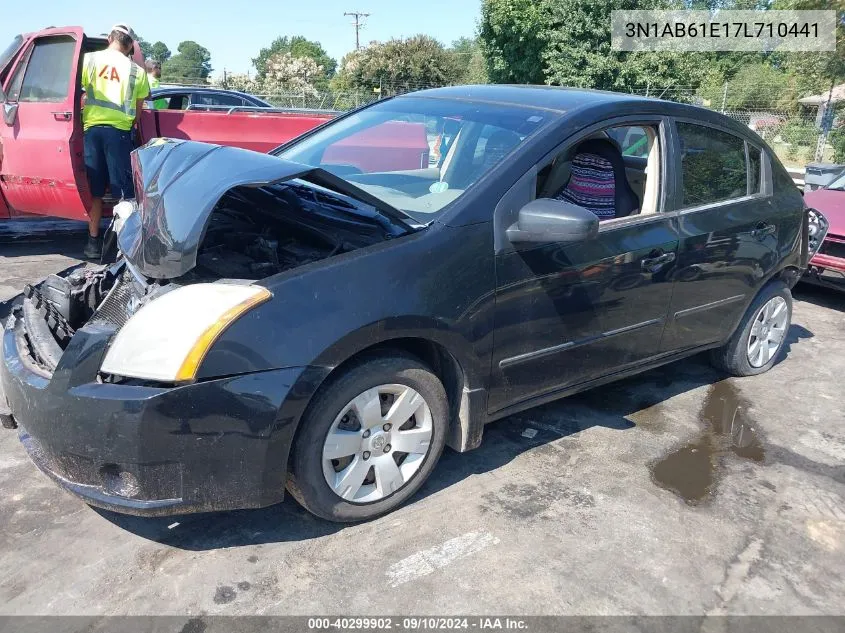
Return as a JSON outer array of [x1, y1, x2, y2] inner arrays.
[[252, 36, 337, 86], [479, 0, 546, 84], [138, 38, 153, 60], [161, 41, 212, 83], [699, 63, 798, 111], [261, 53, 323, 96], [542, 0, 707, 93], [335, 35, 461, 93], [149, 42, 171, 64], [773, 0, 845, 95], [449, 37, 489, 84]]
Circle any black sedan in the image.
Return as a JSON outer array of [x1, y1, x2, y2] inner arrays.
[[1, 85, 828, 522], [148, 86, 274, 110]]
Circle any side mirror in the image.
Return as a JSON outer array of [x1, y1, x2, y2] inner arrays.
[[506, 198, 599, 244], [3, 103, 18, 126]]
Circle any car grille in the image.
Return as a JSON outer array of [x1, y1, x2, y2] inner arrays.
[[819, 236, 845, 260], [89, 272, 136, 330]]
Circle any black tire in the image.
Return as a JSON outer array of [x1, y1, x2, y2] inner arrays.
[[287, 354, 448, 522], [709, 280, 792, 377]]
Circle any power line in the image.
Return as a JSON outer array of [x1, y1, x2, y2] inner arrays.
[[344, 11, 371, 50]]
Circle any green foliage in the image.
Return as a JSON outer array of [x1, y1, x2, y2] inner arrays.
[[829, 128, 845, 164], [137, 38, 152, 60], [335, 35, 461, 93], [542, 0, 708, 92], [479, 0, 546, 84], [149, 42, 171, 64], [772, 0, 845, 95], [699, 63, 798, 110], [161, 41, 212, 82], [252, 36, 337, 87], [449, 37, 489, 84]]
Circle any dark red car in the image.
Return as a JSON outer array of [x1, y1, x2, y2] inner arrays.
[[804, 169, 845, 290]]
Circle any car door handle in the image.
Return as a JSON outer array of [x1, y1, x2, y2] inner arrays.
[[751, 223, 776, 240], [641, 251, 675, 272], [51, 111, 72, 121]]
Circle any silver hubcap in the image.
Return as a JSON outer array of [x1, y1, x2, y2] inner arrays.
[[322, 384, 433, 503], [746, 296, 788, 368]]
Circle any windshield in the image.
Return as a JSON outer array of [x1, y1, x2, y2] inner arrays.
[[276, 97, 550, 223], [826, 169, 845, 191], [0, 35, 24, 84]]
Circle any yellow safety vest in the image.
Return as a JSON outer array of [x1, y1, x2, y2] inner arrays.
[[147, 74, 167, 110], [81, 49, 150, 131]]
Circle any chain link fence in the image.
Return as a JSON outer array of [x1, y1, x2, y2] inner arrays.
[[204, 77, 842, 169]]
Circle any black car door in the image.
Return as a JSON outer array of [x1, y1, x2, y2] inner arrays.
[[660, 120, 787, 352], [487, 117, 680, 414]]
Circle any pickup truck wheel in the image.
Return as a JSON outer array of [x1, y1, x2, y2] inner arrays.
[[710, 281, 792, 377], [287, 354, 448, 522]]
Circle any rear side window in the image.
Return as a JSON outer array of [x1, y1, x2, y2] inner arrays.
[[677, 122, 748, 208], [194, 93, 243, 107], [15, 36, 76, 102]]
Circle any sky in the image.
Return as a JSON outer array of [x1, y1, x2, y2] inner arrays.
[[1, 0, 482, 79]]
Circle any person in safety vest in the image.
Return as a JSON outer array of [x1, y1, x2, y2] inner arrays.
[[80, 23, 150, 259], [145, 59, 167, 110]]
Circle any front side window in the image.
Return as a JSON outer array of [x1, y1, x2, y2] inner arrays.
[[276, 97, 549, 223], [606, 126, 649, 158], [678, 122, 748, 208], [16, 36, 76, 102]]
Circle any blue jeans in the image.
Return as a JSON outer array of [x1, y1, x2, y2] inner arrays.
[[84, 125, 135, 199]]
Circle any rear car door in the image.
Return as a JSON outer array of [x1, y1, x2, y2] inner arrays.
[[0, 28, 89, 219], [488, 117, 679, 413], [661, 120, 785, 351]]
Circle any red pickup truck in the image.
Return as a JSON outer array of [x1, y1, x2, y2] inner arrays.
[[0, 27, 431, 224]]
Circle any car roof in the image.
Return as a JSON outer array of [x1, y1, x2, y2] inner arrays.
[[405, 85, 649, 113], [404, 84, 762, 141], [152, 86, 254, 98]]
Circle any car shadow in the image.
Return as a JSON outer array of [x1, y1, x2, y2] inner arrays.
[[96, 339, 819, 550], [794, 283, 845, 311]]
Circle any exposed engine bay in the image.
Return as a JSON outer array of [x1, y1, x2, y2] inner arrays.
[[192, 181, 394, 280], [17, 179, 400, 373]]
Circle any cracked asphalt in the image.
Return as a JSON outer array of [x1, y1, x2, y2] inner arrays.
[[1, 236, 844, 616]]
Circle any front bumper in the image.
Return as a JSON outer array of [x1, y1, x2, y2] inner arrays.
[[1, 306, 320, 516], [804, 250, 845, 292]]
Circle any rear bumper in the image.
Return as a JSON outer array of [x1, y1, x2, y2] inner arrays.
[[1, 307, 322, 516]]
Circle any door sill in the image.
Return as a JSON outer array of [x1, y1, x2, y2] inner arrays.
[[486, 344, 718, 424]]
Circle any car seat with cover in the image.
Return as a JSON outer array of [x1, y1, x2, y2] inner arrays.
[[553, 138, 640, 221]]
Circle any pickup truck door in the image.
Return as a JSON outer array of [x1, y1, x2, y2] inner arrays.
[[0, 28, 90, 220]]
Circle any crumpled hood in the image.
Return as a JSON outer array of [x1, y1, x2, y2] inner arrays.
[[119, 138, 410, 279]]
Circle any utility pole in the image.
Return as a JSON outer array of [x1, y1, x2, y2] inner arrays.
[[344, 11, 370, 50]]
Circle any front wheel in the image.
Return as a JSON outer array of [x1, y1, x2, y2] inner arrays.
[[287, 354, 448, 522], [710, 280, 792, 376]]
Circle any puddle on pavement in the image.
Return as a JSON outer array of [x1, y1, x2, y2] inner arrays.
[[650, 380, 764, 504]]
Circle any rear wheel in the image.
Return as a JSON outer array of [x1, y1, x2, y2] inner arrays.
[[710, 281, 792, 376], [287, 354, 448, 522]]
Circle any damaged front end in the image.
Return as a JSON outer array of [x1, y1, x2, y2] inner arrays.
[[11, 139, 414, 379], [1, 138, 414, 513]]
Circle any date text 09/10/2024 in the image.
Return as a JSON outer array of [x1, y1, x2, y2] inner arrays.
[[307, 617, 528, 630]]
